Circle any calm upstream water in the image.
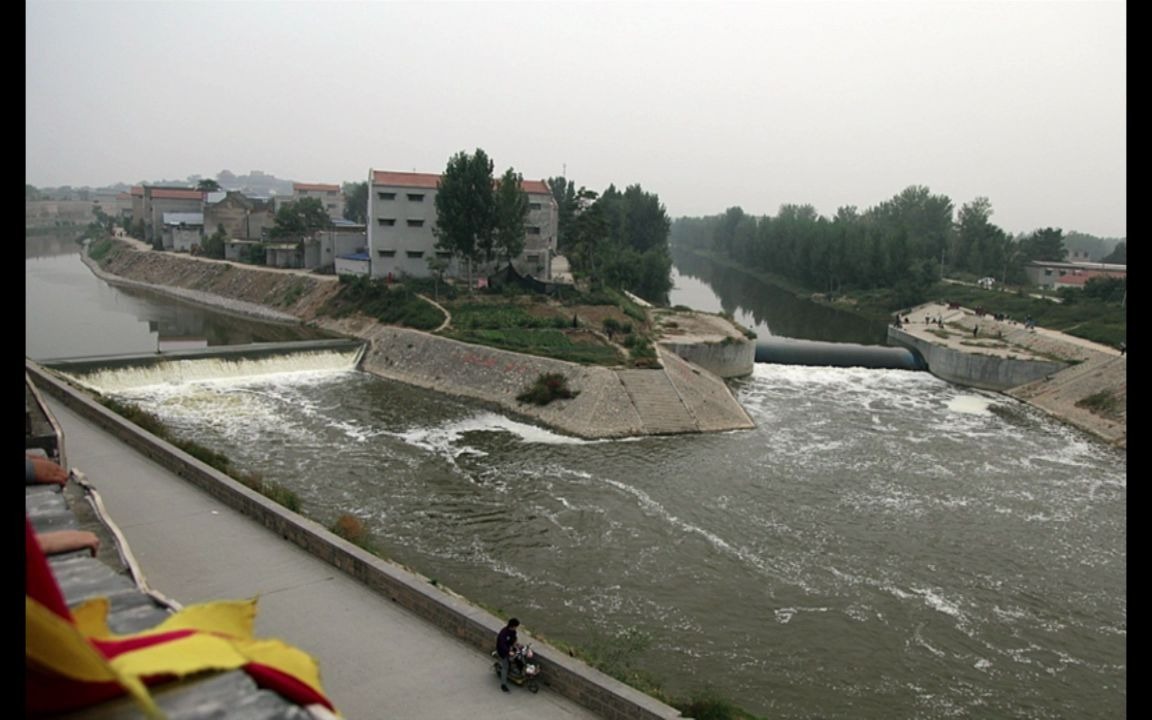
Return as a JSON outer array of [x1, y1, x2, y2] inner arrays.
[[27, 238, 1126, 719]]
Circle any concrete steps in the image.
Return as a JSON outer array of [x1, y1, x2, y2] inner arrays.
[[617, 368, 698, 434]]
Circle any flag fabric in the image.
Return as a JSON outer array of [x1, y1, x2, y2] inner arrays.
[[25, 516, 338, 717]]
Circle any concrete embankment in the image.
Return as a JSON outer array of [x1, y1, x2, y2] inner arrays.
[[891, 302, 1126, 448], [84, 239, 756, 439]]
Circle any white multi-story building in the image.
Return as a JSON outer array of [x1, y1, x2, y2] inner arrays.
[[365, 169, 558, 282], [292, 182, 344, 220]]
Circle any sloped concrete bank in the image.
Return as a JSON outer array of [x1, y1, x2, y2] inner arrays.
[[83, 240, 756, 439], [892, 302, 1126, 449]]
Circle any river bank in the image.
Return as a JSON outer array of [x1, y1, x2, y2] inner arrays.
[[892, 301, 1126, 448], [83, 238, 756, 439]]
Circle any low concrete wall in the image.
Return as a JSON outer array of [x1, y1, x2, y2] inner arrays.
[[658, 338, 754, 379], [26, 359, 684, 720], [889, 328, 1066, 391]]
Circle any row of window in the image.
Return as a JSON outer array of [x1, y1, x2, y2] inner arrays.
[[375, 249, 454, 259], [375, 218, 541, 234], [374, 194, 544, 211]]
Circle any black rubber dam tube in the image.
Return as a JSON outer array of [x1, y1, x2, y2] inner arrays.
[[755, 338, 926, 371]]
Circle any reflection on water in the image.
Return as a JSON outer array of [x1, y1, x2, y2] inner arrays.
[[670, 248, 889, 344], [25, 235, 335, 361]]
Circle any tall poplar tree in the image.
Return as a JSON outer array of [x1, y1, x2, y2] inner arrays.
[[493, 167, 528, 265], [434, 149, 496, 290]]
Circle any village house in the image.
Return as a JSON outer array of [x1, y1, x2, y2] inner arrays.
[[162, 212, 204, 252], [203, 190, 275, 242], [292, 182, 344, 221], [364, 169, 558, 283], [1024, 260, 1127, 290]]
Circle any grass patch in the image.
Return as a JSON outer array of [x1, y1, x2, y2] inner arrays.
[[448, 328, 621, 365], [673, 687, 766, 720], [331, 514, 370, 547], [322, 275, 445, 329], [1076, 389, 1123, 420], [87, 237, 116, 262]]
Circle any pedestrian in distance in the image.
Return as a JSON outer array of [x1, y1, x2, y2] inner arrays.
[[496, 617, 520, 692]]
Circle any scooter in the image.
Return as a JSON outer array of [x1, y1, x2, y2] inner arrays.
[[492, 644, 541, 693]]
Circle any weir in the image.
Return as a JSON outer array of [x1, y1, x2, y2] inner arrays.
[[39, 339, 366, 393], [755, 337, 926, 371]]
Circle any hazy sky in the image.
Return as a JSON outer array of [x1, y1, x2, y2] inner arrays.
[[26, 0, 1125, 238]]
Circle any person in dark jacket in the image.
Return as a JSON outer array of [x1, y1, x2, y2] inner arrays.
[[496, 618, 520, 692]]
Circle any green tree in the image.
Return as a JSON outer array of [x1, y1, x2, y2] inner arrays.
[[954, 197, 1007, 277], [1100, 241, 1126, 264], [1019, 227, 1066, 262], [270, 197, 330, 240], [547, 176, 579, 252], [493, 167, 529, 264], [434, 149, 497, 290], [425, 254, 450, 301], [342, 181, 368, 224], [202, 224, 227, 259], [196, 179, 222, 192]]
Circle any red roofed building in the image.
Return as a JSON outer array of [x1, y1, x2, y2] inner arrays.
[[292, 182, 344, 220], [141, 186, 205, 247], [365, 168, 558, 282], [1024, 260, 1127, 290]]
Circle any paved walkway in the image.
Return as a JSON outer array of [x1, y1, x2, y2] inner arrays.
[[44, 395, 600, 720]]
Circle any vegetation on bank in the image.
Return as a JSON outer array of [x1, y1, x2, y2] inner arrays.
[[320, 274, 445, 330], [516, 372, 580, 405]]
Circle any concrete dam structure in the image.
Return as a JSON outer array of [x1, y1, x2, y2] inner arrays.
[[39, 339, 366, 393], [754, 337, 927, 371]]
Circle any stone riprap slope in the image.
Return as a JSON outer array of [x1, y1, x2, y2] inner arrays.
[[86, 239, 756, 439]]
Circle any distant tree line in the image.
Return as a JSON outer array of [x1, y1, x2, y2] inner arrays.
[[669, 185, 1124, 307]]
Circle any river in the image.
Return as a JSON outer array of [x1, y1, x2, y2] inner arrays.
[[26, 236, 1126, 719]]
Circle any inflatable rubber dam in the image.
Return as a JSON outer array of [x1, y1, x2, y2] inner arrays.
[[755, 337, 926, 371]]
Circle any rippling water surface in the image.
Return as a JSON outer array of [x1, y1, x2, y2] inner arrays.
[[98, 363, 1125, 720]]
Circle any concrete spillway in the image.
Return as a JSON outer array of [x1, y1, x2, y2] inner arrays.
[[755, 337, 926, 371], [38, 339, 367, 393]]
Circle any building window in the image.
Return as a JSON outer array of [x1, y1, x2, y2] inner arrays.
[[378, 218, 396, 226], [378, 250, 396, 257], [527, 226, 541, 235], [407, 193, 425, 202], [406, 251, 425, 259], [377, 192, 396, 200], [526, 254, 539, 263], [407, 219, 425, 228], [529, 202, 542, 210]]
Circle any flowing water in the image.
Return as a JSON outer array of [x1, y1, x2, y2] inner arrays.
[[27, 241, 1126, 719]]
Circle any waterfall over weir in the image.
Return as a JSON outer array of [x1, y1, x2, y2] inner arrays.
[[42, 340, 366, 394]]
